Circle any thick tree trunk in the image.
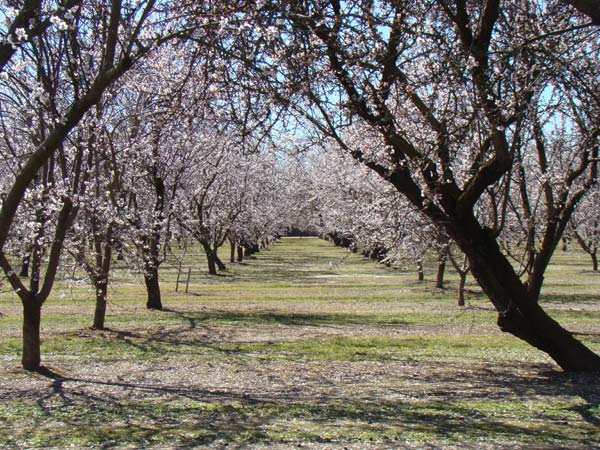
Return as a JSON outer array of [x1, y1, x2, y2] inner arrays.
[[230, 241, 235, 263], [436, 255, 446, 289], [237, 245, 244, 262], [206, 252, 218, 275], [93, 278, 108, 329], [215, 254, 227, 271], [591, 252, 598, 272], [144, 268, 162, 310], [458, 272, 467, 307], [450, 219, 600, 371], [22, 300, 42, 371], [503, 299, 600, 371]]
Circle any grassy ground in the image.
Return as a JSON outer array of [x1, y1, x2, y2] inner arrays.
[[0, 237, 599, 449]]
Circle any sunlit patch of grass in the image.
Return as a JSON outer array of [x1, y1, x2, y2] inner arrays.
[[0, 334, 563, 366], [210, 335, 555, 364]]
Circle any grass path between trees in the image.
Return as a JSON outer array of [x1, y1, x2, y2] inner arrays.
[[0, 237, 599, 449]]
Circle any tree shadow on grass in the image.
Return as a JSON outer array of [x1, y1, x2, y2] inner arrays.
[[540, 293, 600, 305], [162, 308, 408, 328], [15, 364, 600, 449], [26, 367, 272, 448]]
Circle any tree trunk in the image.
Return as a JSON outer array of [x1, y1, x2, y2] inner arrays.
[[206, 252, 217, 275], [574, 233, 597, 272], [450, 219, 600, 371], [19, 254, 30, 277], [458, 272, 467, 307], [215, 254, 227, 271], [93, 278, 108, 329], [237, 245, 244, 262], [144, 267, 162, 310], [22, 300, 42, 371], [230, 241, 235, 263], [436, 254, 446, 289], [503, 299, 600, 371]]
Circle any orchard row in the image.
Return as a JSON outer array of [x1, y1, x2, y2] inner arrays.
[[0, 1, 598, 371]]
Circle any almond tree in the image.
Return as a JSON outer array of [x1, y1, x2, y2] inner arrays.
[[448, 244, 471, 306], [178, 129, 254, 275], [117, 70, 206, 309], [228, 1, 600, 370], [66, 103, 125, 329], [0, 0, 210, 371], [571, 189, 600, 272]]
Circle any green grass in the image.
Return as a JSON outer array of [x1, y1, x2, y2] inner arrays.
[[0, 237, 599, 449]]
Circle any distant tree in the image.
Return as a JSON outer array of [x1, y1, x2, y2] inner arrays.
[[571, 190, 600, 272], [448, 245, 471, 307], [180, 137, 243, 275]]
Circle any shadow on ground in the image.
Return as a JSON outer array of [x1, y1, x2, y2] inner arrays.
[[0, 356, 598, 449]]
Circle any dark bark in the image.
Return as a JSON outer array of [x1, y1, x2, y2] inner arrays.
[[448, 250, 470, 307], [0, 186, 79, 372], [230, 240, 235, 263], [215, 254, 227, 271], [88, 225, 113, 329], [0, 1, 42, 72], [200, 240, 219, 275], [574, 232, 599, 272], [436, 259, 445, 288], [244, 243, 260, 257], [436, 250, 447, 289], [0, 0, 82, 73], [449, 216, 600, 371], [92, 278, 108, 329], [0, 57, 133, 251], [19, 254, 30, 278], [144, 267, 162, 310], [206, 252, 218, 275], [237, 245, 244, 262], [22, 299, 41, 371]]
